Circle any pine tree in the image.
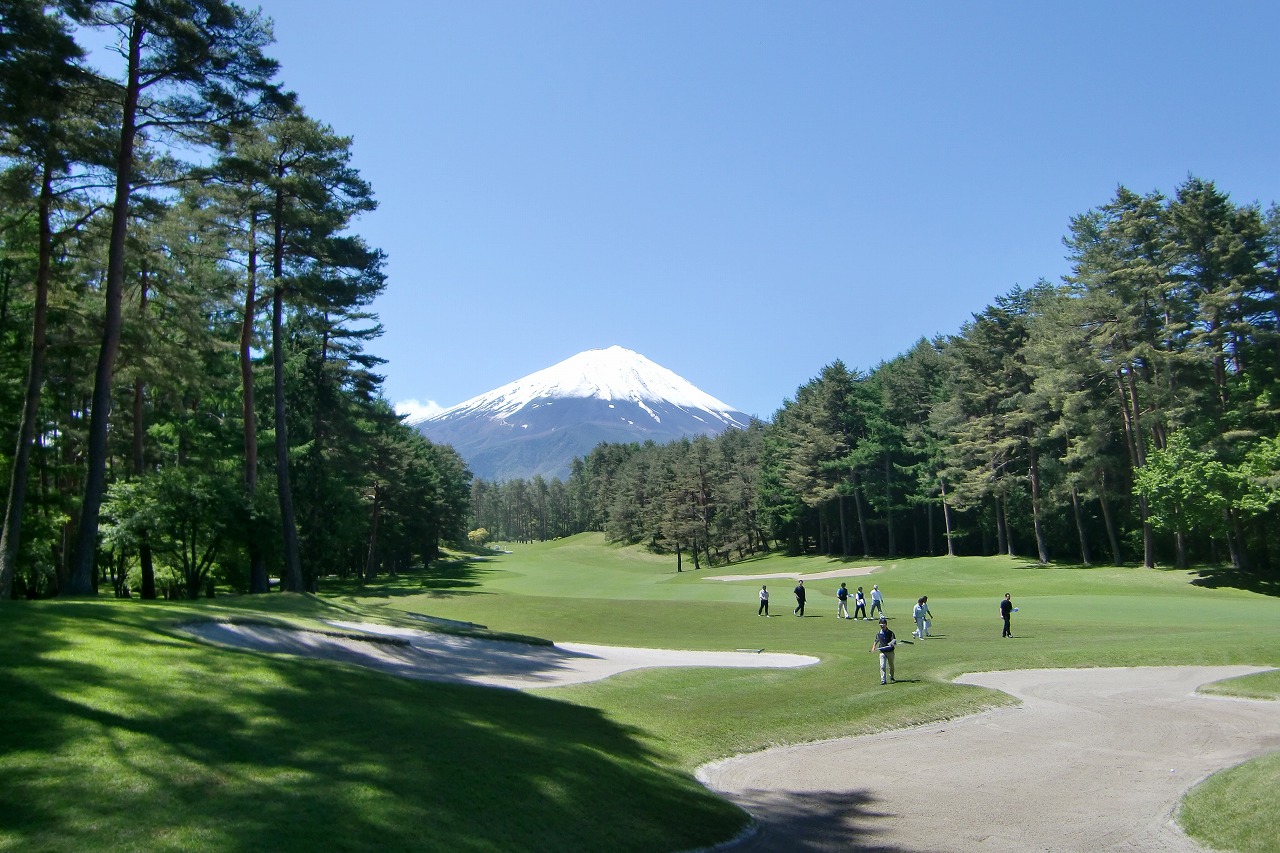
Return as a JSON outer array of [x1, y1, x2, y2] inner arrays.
[[65, 0, 280, 595]]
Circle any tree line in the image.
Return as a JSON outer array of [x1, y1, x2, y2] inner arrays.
[[0, 0, 470, 600], [473, 178, 1280, 574]]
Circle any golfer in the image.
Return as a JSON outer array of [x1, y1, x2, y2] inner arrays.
[[912, 597, 927, 639], [837, 582, 850, 619], [758, 585, 770, 616], [1000, 593, 1013, 637], [871, 617, 896, 684], [869, 584, 884, 619], [853, 586, 867, 620], [793, 580, 806, 616]]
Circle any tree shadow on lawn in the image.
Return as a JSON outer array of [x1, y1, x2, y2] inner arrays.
[[0, 605, 744, 853], [1188, 566, 1280, 597], [324, 556, 497, 599]]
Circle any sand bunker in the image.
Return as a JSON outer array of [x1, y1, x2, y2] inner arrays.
[[704, 566, 880, 582], [182, 620, 819, 689], [701, 666, 1280, 852]]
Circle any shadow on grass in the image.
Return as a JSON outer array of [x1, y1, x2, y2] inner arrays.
[[0, 603, 745, 853], [322, 556, 498, 599], [1188, 566, 1280, 597]]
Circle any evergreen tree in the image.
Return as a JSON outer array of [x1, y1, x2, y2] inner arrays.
[[0, 0, 92, 598], [65, 0, 280, 595]]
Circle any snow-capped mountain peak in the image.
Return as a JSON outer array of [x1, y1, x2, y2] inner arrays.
[[411, 347, 751, 481], [421, 346, 743, 425]]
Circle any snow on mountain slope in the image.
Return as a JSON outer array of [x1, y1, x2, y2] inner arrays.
[[414, 346, 748, 429], [410, 347, 751, 481]]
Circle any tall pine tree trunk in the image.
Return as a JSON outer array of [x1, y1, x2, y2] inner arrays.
[[132, 267, 156, 599], [837, 493, 849, 556], [270, 176, 304, 592], [883, 456, 896, 557], [1121, 369, 1156, 567], [1002, 495, 1016, 557], [242, 223, 268, 593], [994, 494, 1008, 556], [0, 160, 54, 599], [1070, 484, 1092, 566], [1222, 508, 1245, 570], [925, 500, 934, 556], [68, 16, 144, 595], [271, 280, 302, 592], [939, 476, 955, 557], [1029, 445, 1049, 563], [852, 470, 870, 557], [1096, 472, 1123, 565], [364, 482, 380, 581]]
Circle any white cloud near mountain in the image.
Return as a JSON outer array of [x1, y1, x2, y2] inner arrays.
[[395, 398, 444, 421]]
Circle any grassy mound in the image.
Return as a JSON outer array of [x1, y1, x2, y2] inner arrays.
[[0, 598, 740, 852]]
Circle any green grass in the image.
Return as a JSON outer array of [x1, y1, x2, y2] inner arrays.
[[1196, 668, 1280, 701], [1179, 752, 1280, 853], [0, 596, 740, 853], [2, 534, 1277, 852]]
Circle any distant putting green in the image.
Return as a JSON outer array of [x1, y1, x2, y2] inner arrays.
[[2, 533, 1276, 852]]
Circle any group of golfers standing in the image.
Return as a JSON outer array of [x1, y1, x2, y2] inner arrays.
[[755, 580, 1018, 686], [835, 582, 883, 620], [756, 581, 885, 619]]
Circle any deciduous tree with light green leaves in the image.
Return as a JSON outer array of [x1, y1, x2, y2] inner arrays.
[[1133, 431, 1230, 568]]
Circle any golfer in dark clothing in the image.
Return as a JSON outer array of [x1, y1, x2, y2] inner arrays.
[[1000, 593, 1013, 637], [872, 617, 896, 684], [793, 580, 806, 616], [853, 587, 867, 620]]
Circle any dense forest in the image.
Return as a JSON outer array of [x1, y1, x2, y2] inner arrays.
[[473, 179, 1280, 574], [0, 1, 471, 599]]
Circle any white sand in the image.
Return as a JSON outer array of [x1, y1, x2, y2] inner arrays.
[[699, 666, 1280, 852], [704, 566, 880, 582], [181, 620, 819, 689]]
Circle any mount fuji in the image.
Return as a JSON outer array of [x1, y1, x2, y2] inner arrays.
[[410, 346, 752, 482]]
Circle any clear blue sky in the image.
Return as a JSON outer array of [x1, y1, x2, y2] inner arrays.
[[254, 0, 1280, 421]]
